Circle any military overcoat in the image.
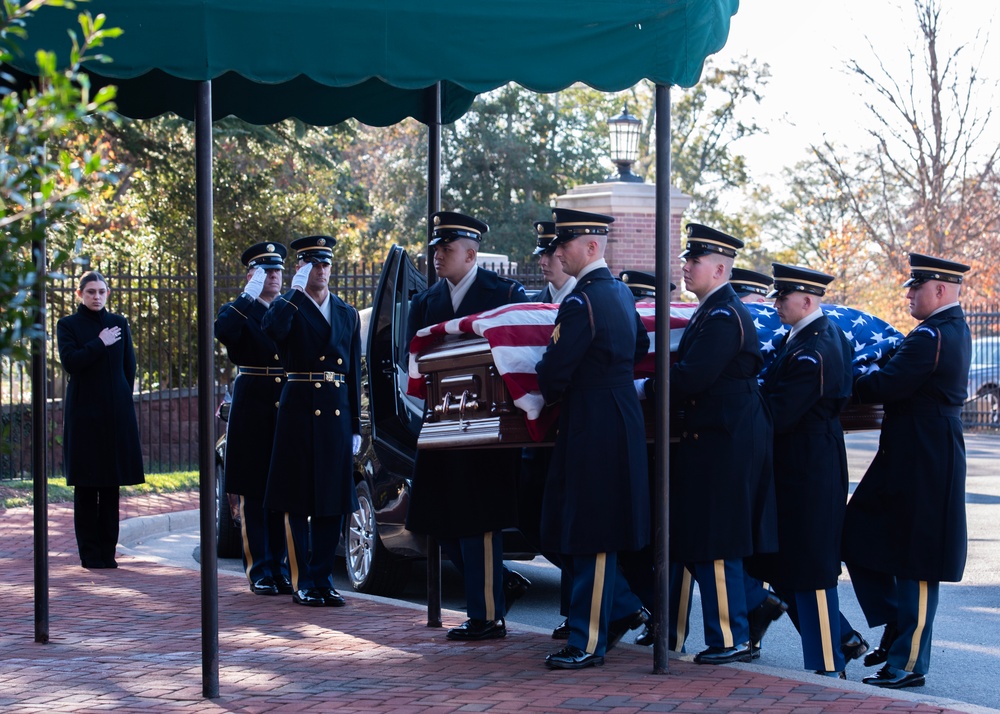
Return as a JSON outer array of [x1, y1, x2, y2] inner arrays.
[[56, 305, 145, 488], [261, 289, 361, 518], [843, 305, 970, 583], [214, 294, 284, 500], [535, 267, 651, 555]]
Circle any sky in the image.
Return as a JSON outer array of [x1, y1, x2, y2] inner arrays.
[[707, 1, 999, 185]]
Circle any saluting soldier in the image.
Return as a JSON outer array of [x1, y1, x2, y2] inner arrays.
[[405, 211, 531, 641], [844, 253, 972, 690], [214, 242, 291, 596], [535, 208, 651, 670], [729, 267, 773, 304], [748, 264, 865, 677], [261, 235, 362, 608], [640, 223, 777, 664]]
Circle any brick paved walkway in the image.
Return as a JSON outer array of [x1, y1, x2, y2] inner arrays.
[[0, 494, 986, 713]]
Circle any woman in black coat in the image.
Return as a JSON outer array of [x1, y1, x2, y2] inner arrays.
[[56, 271, 145, 568]]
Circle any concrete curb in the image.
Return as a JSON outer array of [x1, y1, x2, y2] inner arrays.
[[118, 508, 199, 547]]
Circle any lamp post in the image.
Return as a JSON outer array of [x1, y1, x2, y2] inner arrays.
[[606, 102, 643, 183]]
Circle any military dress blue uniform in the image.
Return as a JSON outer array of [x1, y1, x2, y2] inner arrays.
[[261, 236, 362, 606], [665, 224, 777, 662], [844, 254, 971, 687], [404, 212, 529, 640], [535, 209, 651, 668], [214, 242, 290, 595], [749, 264, 855, 674]]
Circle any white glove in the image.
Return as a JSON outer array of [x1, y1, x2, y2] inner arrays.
[[352, 434, 362, 456], [291, 262, 312, 291], [243, 266, 265, 300], [634, 378, 647, 400]]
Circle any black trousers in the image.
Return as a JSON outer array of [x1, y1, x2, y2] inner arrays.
[[74, 485, 120, 568]]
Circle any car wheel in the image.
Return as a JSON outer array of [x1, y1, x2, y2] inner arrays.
[[216, 459, 243, 559], [345, 480, 410, 596]]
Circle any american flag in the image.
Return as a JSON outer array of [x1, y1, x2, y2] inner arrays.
[[407, 301, 903, 441]]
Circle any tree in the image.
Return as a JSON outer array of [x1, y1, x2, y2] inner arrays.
[[810, 0, 1000, 312]]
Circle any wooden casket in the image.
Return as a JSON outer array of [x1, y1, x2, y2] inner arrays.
[[413, 332, 884, 450]]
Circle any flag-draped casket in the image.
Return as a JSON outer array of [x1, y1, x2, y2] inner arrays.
[[407, 302, 902, 449]]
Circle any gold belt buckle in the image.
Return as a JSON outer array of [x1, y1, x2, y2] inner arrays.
[[324, 371, 336, 382]]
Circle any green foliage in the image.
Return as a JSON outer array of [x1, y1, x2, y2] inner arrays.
[[1, 0, 120, 360], [0, 470, 198, 508]]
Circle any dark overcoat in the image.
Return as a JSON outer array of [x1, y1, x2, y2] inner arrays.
[[214, 294, 284, 500], [843, 305, 970, 582], [750, 315, 853, 590], [261, 289, 361, 518], [404, 267, 529, 538], [535, 267, 650, 555], [56, 305, 144, 487], [669, 284, 776, 562]]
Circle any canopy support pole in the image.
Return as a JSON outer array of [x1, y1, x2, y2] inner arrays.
[[195, 80, 220, 699], [424, 82, 444, 628], [652, 83, 673, 675]]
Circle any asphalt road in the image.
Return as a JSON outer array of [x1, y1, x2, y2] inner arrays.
[[125, 431, 1000, 712]]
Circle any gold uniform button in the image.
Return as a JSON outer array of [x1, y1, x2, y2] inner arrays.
[[337, 358, 343, 366], [335, 409, 341, 416], [273, 354, 279, 361], [315, 382, 321, 388], [274, 402, 280, 408], [274, 376, 281, 383], [314, 409, 321, 416], [319, 355, 326, 362], [335, 381, 340, 388]]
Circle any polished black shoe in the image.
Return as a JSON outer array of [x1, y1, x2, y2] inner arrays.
[[503, 570, 531, 614], [607, 607, 651, 650], [841, 630, 870, 663], [250, 576, 280, 596], [273, 575, 294, 595], [864, 623, 897, 667], [635, 624, 654, 647], [748, 593, 788, 646], [446, 618, 506, 641], [545, 645, 604, 670], [292, 588, 327, 607], [319, 587, 346, 607], [862, 664, 925, 689], [693, 642, 754, 665], [551, 618, 570, 640]]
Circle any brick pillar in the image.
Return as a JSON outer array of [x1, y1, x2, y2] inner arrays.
[[553, 181, 691, 289]]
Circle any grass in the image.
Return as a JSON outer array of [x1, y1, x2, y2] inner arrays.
[[0, 471, 199, 509]]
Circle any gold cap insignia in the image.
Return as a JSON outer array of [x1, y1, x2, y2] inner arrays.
[[433, 215, 441, 225], [317, 238, 326, 246], [266, 243, 275, 252]]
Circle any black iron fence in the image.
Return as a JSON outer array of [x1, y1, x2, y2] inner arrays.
[[0, 257, 544, 479], [962, 303, 1000, 430]]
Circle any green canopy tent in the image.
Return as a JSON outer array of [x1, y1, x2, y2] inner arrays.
[[7, 0, 740, 691]]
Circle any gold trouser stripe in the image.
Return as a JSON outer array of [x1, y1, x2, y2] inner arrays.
[[483, 533, 496, 621], [906, 581, 929, 671], [714, 560, 733, 648], [284, 513, 300, 591], [586, 554, 607, 654], [239, 496, 253, 580], [816, 589, 835, 672], [673, 567, 693, 652]]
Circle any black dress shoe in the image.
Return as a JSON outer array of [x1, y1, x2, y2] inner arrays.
[[693, 642, 754, 664], [635, 624, 654, 647], [292, 588, 327, 607], [446, 618, 506, 641], [503, 570, 531, 613], [862, 664, 925, 689], [545, 645, 604, 670], [607, 607, 650, 650], [841, 630, 870, 662], [251, 576, 280, 596], [318, 587, 346, 607], [864, 623, 897, 667], [748, 593, 788, 646], [273, 575, 294, 595], [551, 618, 570, 640]]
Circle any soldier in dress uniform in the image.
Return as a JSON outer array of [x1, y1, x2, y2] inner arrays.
[[747, 263, 865, 677], [729, 267, 773, 304], [261, 235, 363, 608], [531, 221, 576, 303], [619, 269, 675, 300], [405, 211, 531, 641], [535, 208, 651, 670], [214, 242, 291, 596], [843, 253, 972, 689], [639, 223, 777, 664]]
